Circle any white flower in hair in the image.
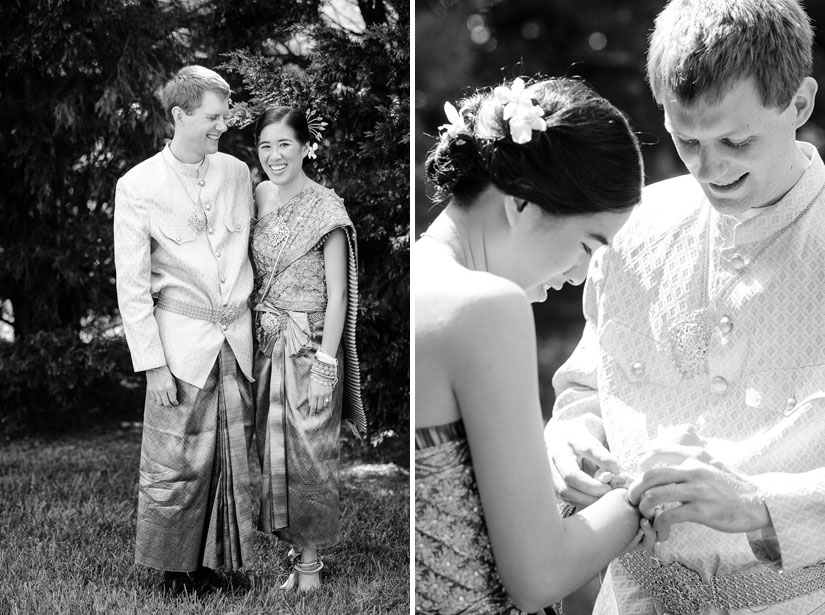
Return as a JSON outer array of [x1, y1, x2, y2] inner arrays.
[[438, 102, 467, 138], [305, 109, 327, 159], [493, 77, 547, 144]]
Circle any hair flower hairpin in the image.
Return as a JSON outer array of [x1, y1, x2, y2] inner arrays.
[[305, 109, 328, 141], [307, 142, 320, 159], [438, 102, 467, 138], [493, 77, 547, 144]]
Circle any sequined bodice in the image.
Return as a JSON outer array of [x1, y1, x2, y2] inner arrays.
[[250, 207, 327, 312], [415, 421, 521, 615]]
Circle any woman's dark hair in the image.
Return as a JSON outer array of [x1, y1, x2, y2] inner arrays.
[[425, 77, 643, 216], [255, 106, 312, 145]]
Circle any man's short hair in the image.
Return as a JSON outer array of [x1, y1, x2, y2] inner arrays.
[[160, 65, 231, 124], [647, 0, 813, 109]]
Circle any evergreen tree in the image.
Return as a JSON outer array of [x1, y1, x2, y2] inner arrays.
[[0, 0, 410, 439]]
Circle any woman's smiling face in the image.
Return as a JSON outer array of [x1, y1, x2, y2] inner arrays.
[[257, 120, 309, 187]]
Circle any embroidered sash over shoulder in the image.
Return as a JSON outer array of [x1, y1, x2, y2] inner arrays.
[[251, 185, 366, 438]]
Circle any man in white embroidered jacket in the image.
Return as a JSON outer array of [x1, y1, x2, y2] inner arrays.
[[545, 1, 825, 613], [114, 65, 255, 593]]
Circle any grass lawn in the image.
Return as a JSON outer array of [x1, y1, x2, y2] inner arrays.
[[0, 425, 409, 615]]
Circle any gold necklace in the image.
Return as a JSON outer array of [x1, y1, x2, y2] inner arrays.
[[667, 182, 824, 379], [163, 154, 210, 235]]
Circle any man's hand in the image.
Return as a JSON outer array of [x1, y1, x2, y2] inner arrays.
[[146, 366, 179, 407], [628, 445, 772, 542], [545, 414, 621, 507]]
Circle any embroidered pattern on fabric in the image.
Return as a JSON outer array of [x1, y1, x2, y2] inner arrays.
[[271, 216, 290, 244], [416, 435, 521, 615], [187, 205, 208, 235], [251, 187, 348, 313], [257, 311, 289, 343], [265, 251, 327, 309], [667, 308, 714, 379], [157, 295, 247, 326], [666, 183, 822, 380], [620, 549, 825, 615]]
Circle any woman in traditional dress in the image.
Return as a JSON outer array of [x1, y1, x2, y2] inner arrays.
[[250, 106, 364, 591], [414, 76, 652, 614]]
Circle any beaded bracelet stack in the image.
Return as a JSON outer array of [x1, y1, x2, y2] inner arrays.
[[310, 348, 339, 388]]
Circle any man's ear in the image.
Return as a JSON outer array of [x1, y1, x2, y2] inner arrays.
[[791, 76, 818, 129], [171, 106, 186, 126]]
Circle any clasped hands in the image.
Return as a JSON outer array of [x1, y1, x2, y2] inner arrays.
[[547, 416, 772, 549]]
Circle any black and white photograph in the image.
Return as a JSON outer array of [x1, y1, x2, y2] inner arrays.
[[0, 1, 409, 614], [414, 1, 825, 614]]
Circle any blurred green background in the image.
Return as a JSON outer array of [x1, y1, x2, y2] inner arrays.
[[414, 0, 825, 418]]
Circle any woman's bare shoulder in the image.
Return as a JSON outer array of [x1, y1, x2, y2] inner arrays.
[[414, 249, 531, 343], [254, 181, 278, 217], [414, 242, 539, 428], [254, 180, 276, 198]]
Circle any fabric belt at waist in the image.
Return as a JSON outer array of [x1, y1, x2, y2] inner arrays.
[[156, 294, 249, 328], [253, 301, 325, 357], [619, 549, 825, 615]]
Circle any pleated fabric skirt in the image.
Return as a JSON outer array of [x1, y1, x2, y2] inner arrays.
[[254, 314, 343, 550], [135, 342, 256, 572]]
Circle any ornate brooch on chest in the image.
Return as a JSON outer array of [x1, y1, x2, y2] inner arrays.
[[667, 183, 823, 379], [187, 203, 208, 235], [667, 309, 715, 379], [268, 215, 290, 246]]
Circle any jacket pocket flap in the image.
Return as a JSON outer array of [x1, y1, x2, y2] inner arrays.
[[159, 225, 198, 244], [224, 217, 249, 233], [600, 319, 682, 386]]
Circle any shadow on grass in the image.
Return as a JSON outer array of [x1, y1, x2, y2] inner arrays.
[[0, 422, 409, 615]]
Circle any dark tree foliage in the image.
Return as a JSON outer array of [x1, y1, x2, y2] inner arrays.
[[0, 0, 410, 440], [0, 0, 192, 435], [0, 0, 189, 338]]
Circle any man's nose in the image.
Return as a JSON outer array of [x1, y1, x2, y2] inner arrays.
[[691, 145, 725, 183]]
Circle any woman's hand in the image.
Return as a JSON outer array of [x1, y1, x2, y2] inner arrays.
[[308, 378, 333, 414], [545, 413, 621, 507], [620, 517, 658, 556]]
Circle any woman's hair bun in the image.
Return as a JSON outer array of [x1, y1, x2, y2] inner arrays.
[[425, 94, 490, 203], [424, 76, 643, 216]]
